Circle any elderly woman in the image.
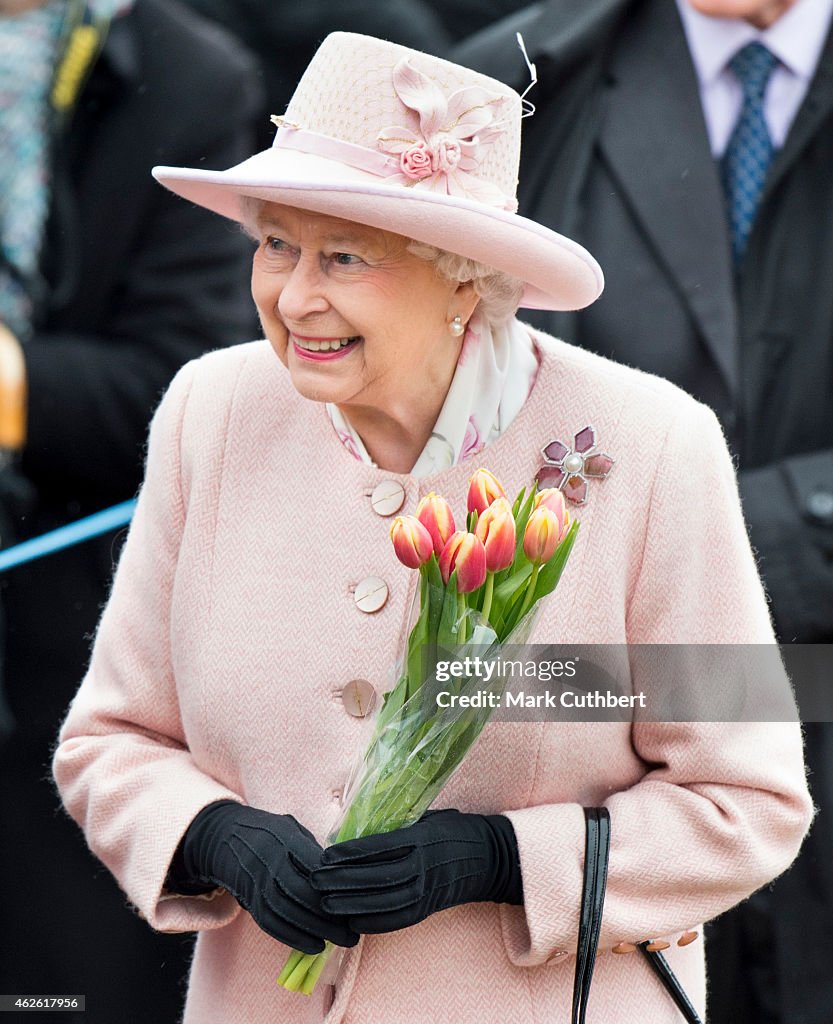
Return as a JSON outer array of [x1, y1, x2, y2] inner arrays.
[[53, 32, 810, 1024]]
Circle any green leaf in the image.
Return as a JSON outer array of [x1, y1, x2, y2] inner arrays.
[[493, 561, 534, 603], [498, 574, 527, 636], [425, 559, 444, 648], [490, 561, 534, 627], [406, 592, 431, 703], [437, 570, 460, 648], [512, 487, 537, 564], [376, 672, 408, 731], [532, 519, 580, 602], [426, 553, 443, 591]]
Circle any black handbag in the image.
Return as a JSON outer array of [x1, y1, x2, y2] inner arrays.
[[572, 808, 703, 1024]]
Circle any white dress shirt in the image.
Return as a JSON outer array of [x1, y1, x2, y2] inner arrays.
[[675, 0, 833, 155]]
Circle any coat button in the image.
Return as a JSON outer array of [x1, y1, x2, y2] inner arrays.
[[354, 576, 389, 613], [545, 949, 568, 964], [371, 480, 406, 516], [341, 679, 377, 717]]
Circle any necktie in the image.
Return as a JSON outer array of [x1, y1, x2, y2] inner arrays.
[[720, 42, 778, 267]]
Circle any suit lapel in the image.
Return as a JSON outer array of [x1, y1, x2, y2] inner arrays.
[[596, 0, 738, 394]]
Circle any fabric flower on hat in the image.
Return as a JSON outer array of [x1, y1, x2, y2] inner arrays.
[[399, 141, 434, 180], [377, 58, 516, 211]]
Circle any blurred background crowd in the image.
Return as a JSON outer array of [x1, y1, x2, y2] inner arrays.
[[0, 1, 830, 1021]]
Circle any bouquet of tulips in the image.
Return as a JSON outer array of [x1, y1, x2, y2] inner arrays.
[[277, 469, 578, 994]]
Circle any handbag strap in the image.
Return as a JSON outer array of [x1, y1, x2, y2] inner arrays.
[[638, 943, 704, 1024], [571, 808, 703, 1024], [571, 807, 610, 1024]]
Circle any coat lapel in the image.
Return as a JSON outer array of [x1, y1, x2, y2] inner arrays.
[[596, 0, 738, 394]]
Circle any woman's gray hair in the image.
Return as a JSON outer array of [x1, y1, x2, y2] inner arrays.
[[405, 241, 524, 327], [238, 196, 524, 325], [239, 195, 267, 239]]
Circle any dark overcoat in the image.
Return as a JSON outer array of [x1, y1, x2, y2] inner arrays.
[[457, 3, 833, 1021]]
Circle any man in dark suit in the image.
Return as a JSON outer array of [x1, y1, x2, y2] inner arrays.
[[0, 1, 261, 1020], [456, 2, 833, 1022]]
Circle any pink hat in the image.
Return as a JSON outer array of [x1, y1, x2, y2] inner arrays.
[[153, 32, 603, 312]]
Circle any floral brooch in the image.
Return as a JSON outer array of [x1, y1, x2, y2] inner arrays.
[[535, 425, 614, 506]]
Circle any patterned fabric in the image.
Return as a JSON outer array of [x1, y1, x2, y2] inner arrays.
[[0, 1, 65, 340], [327, 311, 539, 476], [720, 42, 778, 267], [52, 335, 811, 1024]]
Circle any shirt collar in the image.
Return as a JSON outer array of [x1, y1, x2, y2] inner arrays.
[[675, 0, 833, 84]]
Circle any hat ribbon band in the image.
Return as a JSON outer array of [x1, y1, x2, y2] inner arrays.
[[271, 124, 516, 211], [273, 125, 402, 177]]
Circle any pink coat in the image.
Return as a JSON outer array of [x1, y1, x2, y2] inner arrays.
[[54, 331, 812, 1024]]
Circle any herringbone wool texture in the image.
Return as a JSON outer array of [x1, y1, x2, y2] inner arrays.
[[54, 331, 811, 1024]]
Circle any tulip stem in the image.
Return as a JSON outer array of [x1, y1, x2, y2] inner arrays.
[[300, 943, 332, 994], [481, 572, 495, 622], [277, 949, 305, 987], [516, 562, 540, 623]]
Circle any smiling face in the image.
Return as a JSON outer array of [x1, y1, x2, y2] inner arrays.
[[686, 0, 797, 28], [248, 202, 479, 430]]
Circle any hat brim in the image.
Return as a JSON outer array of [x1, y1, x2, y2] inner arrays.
[[153, 147, 603, 312]]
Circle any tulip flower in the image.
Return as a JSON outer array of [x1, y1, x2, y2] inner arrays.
[[280, 471, 581, 996], [475, 497, 516, 573], [390, 515, 434, 569], [523, 507, 561, 565], [474, 496, 516, 619], [416, 492, 456, 557], [467, 468, 506, 516], [516, 506, 563, 621], [534, 487, 571, 542], [438, 531, 487, 593]]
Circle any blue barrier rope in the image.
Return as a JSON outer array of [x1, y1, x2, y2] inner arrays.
[[0, 499, 137, 573]]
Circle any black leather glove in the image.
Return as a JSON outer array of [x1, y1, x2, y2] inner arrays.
[[167, 800, 359, 954], [311, 808, 523, 935]]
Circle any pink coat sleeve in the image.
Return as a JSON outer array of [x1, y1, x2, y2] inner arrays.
[[52, 361, 243, 934], [501, 401, 813, 965]]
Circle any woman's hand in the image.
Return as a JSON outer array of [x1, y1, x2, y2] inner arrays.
[[167, 800, 359, 954], [311, 809, 523, 935]]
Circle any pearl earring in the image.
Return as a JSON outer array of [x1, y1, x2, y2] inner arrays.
[[449, 315, 465, 337]]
